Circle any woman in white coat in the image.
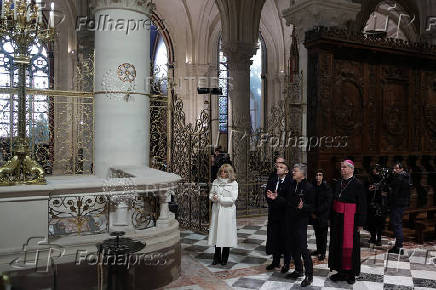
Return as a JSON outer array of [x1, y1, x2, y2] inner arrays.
[[208, 163, 238, 266]]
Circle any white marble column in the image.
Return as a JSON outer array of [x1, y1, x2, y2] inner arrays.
[[93, 0, 151, 177]]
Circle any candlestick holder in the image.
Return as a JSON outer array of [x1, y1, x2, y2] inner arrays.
[[0, 0, 56, 185]]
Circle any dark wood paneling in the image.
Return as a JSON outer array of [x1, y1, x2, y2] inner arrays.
[[305, 27, 436, 184]]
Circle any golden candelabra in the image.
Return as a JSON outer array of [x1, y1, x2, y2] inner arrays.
[[0, 0, 55, 185]]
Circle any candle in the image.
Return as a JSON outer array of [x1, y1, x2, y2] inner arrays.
[[36, 0, 42, 23], [13, 0, 17, 20], [26, 0, 30, 21], [1, 0, 5, 19], [2, 0, 10, 19], [49, 2, 54, 28]]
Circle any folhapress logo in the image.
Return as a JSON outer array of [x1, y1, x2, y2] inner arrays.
[[9, 237, 65, 273]]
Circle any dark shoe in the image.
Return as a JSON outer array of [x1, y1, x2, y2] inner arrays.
[[301, 276, 313, 287], [266, 263, 280, 270], [310, 250, 319, 256], [318, 254, 325, 261], [369, 237, 376, 244], [221, 247, 230, 265], [286, 271, 303, 279], [346, 274, 356, 284], [375, 240, 382, 246], [213, 246, 221, 265], [212, 258, 221, 265], [280, 264, 290, 273], [330, 272, 346, 281], [388, 247, 404, 255]]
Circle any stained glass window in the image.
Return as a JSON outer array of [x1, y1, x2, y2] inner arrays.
[[218, 38, 228, 133], [0, 37, 50, 162], [150, 25, 168, 94], [250, 39, 262, 132]]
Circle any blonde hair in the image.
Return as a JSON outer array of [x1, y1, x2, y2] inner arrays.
[[217, 163, 236, 181]]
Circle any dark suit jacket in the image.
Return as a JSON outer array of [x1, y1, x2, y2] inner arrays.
[[266, 173, 292, 221], [275, 178, 315, 222]]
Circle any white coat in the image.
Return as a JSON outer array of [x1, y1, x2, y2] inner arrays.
[[208, 178, 238, 247]]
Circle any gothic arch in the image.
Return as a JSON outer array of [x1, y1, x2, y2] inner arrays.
[[151, 12, 175, 66]]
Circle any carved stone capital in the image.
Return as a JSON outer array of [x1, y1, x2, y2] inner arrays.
[[91, 0, 153, 16], [282, 0, 361, 42], [221, 41, 257, 71]]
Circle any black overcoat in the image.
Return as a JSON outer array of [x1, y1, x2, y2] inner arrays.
[[311, 181, 333, 228]]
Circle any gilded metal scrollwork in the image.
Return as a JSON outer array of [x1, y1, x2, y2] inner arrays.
[[49, 194, 108, 237]]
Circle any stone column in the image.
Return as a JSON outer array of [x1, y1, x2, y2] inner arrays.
[[282, 0, 361, 163], [221, 43, 257, 181], [215, 0, 266, 181], [92, 0, 151, 177]]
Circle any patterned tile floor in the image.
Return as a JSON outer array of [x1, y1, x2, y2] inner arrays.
[[163, 216, 436, 290]]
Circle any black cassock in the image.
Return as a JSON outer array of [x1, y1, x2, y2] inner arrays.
[[328, 176, 366, 276], [265, 173, 292, 257]]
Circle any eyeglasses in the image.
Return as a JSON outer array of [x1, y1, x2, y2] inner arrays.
[[316, 173, 323, 176]]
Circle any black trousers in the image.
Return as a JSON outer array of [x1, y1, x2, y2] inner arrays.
[[272, 252, 291, 266], [314, 225, 328, 255], [390, 207, 405, 248], [269, 221, 291, 266], [214, 246, 230, 262], [290, 220, 313, 276]]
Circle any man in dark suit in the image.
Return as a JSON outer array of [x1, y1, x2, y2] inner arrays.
[[284, 163, 314, 287], [311, 169, 333, 261], [388, 162, 410, 254], [265, 160, 292, 273]]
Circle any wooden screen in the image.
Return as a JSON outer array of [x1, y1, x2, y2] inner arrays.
[[305, 27, 436, 207]]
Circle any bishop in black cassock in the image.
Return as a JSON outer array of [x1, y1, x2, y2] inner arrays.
[[328, 160, 366, 285]]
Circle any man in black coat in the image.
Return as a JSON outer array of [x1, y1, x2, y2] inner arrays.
[[265, 160, 292, 273], [388, 162, 410, 254], [311, 169, 332, 261], [278, 163, 314, 287], [329, 160, 366, 285], [367, 167, 387, 246]]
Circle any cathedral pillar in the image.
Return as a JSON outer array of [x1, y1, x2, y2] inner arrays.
[[91, 0, 152, 177], [221, 43, 256, 180], [282, 0, 361, 163], [215, 0, 265, 181]]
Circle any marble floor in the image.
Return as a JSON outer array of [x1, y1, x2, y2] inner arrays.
[[163, 216, 436, 290]]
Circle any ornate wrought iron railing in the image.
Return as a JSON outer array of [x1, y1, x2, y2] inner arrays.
[[174, 182, 210, 233], [48, 191, 159, 239], [150, 95, 169, 171]]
